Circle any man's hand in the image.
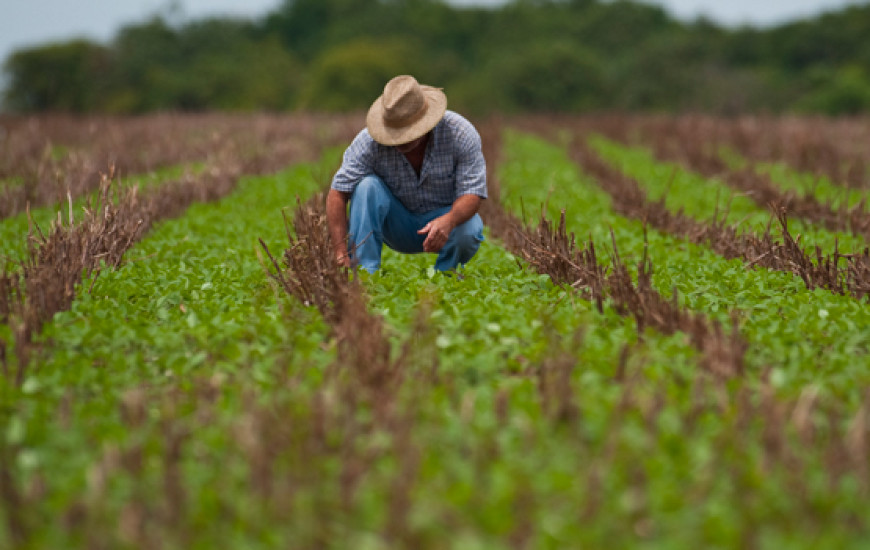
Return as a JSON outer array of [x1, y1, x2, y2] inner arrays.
[[418, 213, 456, 253], [327, 189, 352, 267], [335, 252, 351, 268]]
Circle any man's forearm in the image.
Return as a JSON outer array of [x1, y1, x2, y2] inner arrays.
[[418, 194, 483, 253], [447, 194, 482, 227], [326, 189, 351, 259]]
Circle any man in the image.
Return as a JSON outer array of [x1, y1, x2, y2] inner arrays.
[[326, 74, 487, 273]]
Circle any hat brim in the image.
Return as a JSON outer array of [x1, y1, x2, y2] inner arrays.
[[366, 86, 447, 146]]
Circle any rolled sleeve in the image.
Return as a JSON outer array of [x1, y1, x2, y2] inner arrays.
[[331, 130, 376, 194], [453, 125, 487, 200]]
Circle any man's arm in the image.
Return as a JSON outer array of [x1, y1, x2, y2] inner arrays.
[[417, 194, 482, 253], [326, 188, 352, 266], [328, 129, 377, 267], [418, 116, 487, 253]]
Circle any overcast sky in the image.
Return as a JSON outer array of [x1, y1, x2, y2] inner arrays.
[[1, 0, 867, 69]]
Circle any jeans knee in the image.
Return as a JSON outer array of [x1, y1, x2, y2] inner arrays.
[[452, 216, 484, 253], [350, 175, 390, 223], [353, 175, 386, 201]]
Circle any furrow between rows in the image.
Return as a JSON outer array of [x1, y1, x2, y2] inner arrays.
[[592, 116, 870, 244], [0, 158, 340, 548], [0, 123, 355, 384], [572, 136, 870, 300], [496, 131, 870, 393], [478, 125, 744, 378]]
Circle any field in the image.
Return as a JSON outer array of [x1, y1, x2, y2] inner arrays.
[[2, 112, 870, 548]]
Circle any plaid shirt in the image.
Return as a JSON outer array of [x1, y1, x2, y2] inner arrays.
[[331, 111, 487, 214]]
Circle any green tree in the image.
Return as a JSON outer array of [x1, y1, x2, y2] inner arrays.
[[796, 65, 870, 115], [263, 0, 382, 60], [2, 40, 109, 112], [106, 17, 181, 111], [761, 6, 870, 71], [5, 0, 870, 114], [485, 40, 607, 112], [105, 17, 300, 112], [297, 38, 418, 111]]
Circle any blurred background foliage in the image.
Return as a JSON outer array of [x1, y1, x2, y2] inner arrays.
[[3, 0, 870, 115]]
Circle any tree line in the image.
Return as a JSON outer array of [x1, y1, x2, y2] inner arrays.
[[3, 0, 870, 115]]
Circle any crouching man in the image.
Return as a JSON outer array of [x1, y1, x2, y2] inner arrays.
[[326, 74, 487, 273]]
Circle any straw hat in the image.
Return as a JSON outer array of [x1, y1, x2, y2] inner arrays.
[[366, 75, 447, 146]]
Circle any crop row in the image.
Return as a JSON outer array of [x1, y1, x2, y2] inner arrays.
[[4, 144, 692, 547], [257, 146, 870, 546], [572, 137, 870, 300], [0, 164, 190, 264], [0, 155, 339, 547], [3, 116, 870, 548], [589, 136, 868, 251], [255, 126, 870, 546], [572, 114, 870, 190], [0, 119, 357, 389], [582, 115, 870, 243], [496, 131, 870, 393], [0, 113, 359, 219]]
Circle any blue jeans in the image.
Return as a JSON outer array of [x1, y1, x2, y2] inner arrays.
[[348, 175, 484, 272]]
